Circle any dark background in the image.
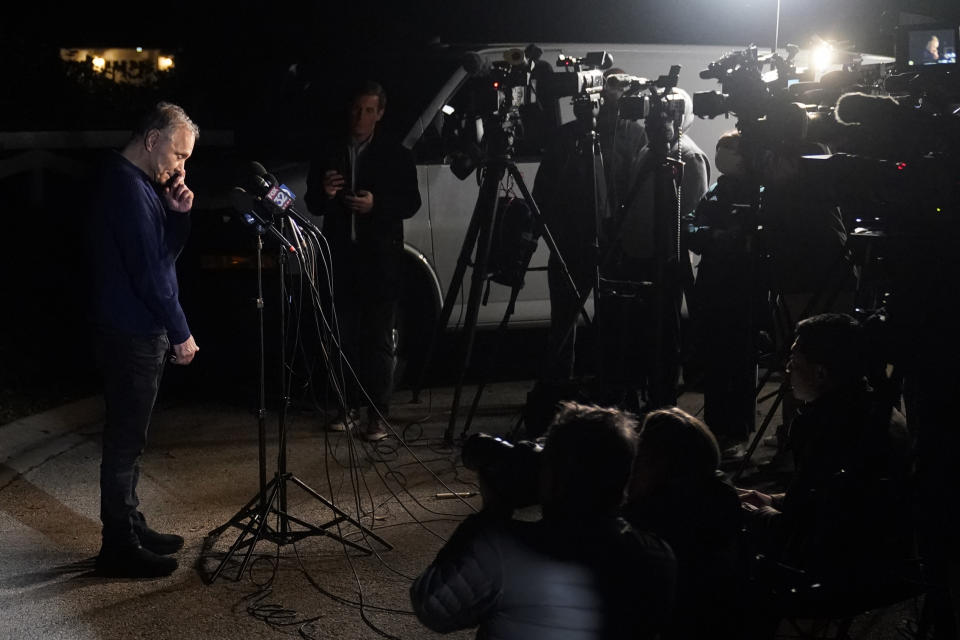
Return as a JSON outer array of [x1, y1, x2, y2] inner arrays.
[[3, 0, 954, 132], [1, 0, 957, 420]]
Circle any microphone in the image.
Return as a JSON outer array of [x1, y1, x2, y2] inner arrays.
[[835, 92, 902, 126], [250, 162, 285, 197], [248, 168, 324, 236], [244, 170, 294, 212], [230, 187, 297, 254], [247, 160, 324, 236], [250, 161, 272, 181]]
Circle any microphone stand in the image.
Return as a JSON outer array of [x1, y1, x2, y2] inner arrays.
[[205, 203, 390, 584]]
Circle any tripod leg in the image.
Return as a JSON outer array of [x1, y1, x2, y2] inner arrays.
[[208, 486, 267, 538], [411, 175, 489, 403], [444, 164, 505, 443], [506, 162, 595, 377], [507, 163, 588, 326], [733, 381, 786, 482], [288, 475, 393, 551], [461, 284, 521, 439], [208, 475, 282, 583]]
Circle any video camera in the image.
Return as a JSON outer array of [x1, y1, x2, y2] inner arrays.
[[610, 65, 692, 152], [693, 44, 850, 148], [694, 44, 807, 121], [461, 432, 544, 510], [450, 46, 614, 177], [449, 45, 550, 178], [799, 89, 960, 213], [537, 51, 611, 99]]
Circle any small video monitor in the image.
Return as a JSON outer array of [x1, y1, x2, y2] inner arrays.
[[896, 23, 959, 71]]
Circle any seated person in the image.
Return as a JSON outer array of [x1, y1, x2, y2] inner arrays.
[[739, 313, 913, 623], [624, 407, 743, 640], [410, 402, 677, 640]]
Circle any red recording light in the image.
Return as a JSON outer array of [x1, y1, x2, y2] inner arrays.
[[493, 81, 500, 89], [896, 162, 907, 170]]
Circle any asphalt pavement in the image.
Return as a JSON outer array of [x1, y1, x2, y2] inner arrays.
[[0, 375, 914, 639]]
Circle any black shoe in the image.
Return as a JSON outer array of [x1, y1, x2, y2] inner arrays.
[[135, 527, 184, 555], [95, 544, 178, 578]]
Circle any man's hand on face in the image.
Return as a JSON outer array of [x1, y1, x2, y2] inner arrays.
[[170, 335, 199, 365], [344, 189, 374, 215], [163, 171, 194, 213], [322, 170, 345, 198]]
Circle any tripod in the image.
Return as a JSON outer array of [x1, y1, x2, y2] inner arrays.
[[731, 241, 860, 481], [539, 93, 687, 415], [412, 123, 584, 445], [205, 222, 390, 584]]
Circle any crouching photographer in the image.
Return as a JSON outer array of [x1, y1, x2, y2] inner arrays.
[[410, 402, 676, 640]]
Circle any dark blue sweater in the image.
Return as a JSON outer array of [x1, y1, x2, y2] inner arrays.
[[89, 152, 191, 344]]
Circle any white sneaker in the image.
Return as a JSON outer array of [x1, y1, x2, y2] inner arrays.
[[327, 409, 360, 432], [356, 418, 390, 442]]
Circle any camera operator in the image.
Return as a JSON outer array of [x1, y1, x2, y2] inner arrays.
[[689, 127, 853, 459], [625, 407, 743, 640], [533, 70, 709, 409], [410, 402, 676, 640], [304, 80, 421, 441], [737, 313, 912, 636], [533, 68, 646, 383], [609, 86, 710, 409]]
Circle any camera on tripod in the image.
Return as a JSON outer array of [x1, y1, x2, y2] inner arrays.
[[449, 45, 549, 180], [461, 432, 544, 509], [535, 50, 614, 126], [694, 44, 848, 153], [539, 51, 611, 99], [607, 65, 692, 151]]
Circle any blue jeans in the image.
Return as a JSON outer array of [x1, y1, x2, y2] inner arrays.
[[95, 329, 169, 547]]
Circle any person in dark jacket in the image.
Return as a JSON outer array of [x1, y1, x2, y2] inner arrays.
[[304, 80, 421, 441], [624, 407, 743, 640], [410, 402, 677, 640], [739, 313, 913, 633], [533, 73, 709, 409], [688, 130, 853, 459], [88, 101, 200, 578], [532, 69, 648, 384]]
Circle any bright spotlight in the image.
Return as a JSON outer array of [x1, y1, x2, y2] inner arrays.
[[92, 56, 105, 71], [157, 55, 174, 71], [812, 43, 834, 73]]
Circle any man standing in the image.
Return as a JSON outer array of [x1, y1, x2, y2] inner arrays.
[[89, 102, 199, 577], [533, 72, 709, 409], [305, 81, 421, 441]]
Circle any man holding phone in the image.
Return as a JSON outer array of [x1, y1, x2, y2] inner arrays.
[[305, 80, 421, 441], [88, 102, 199, 577]]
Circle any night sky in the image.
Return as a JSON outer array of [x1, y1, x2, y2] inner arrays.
[[5, 0, 955, 135], [9, 1, 960, 74]]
